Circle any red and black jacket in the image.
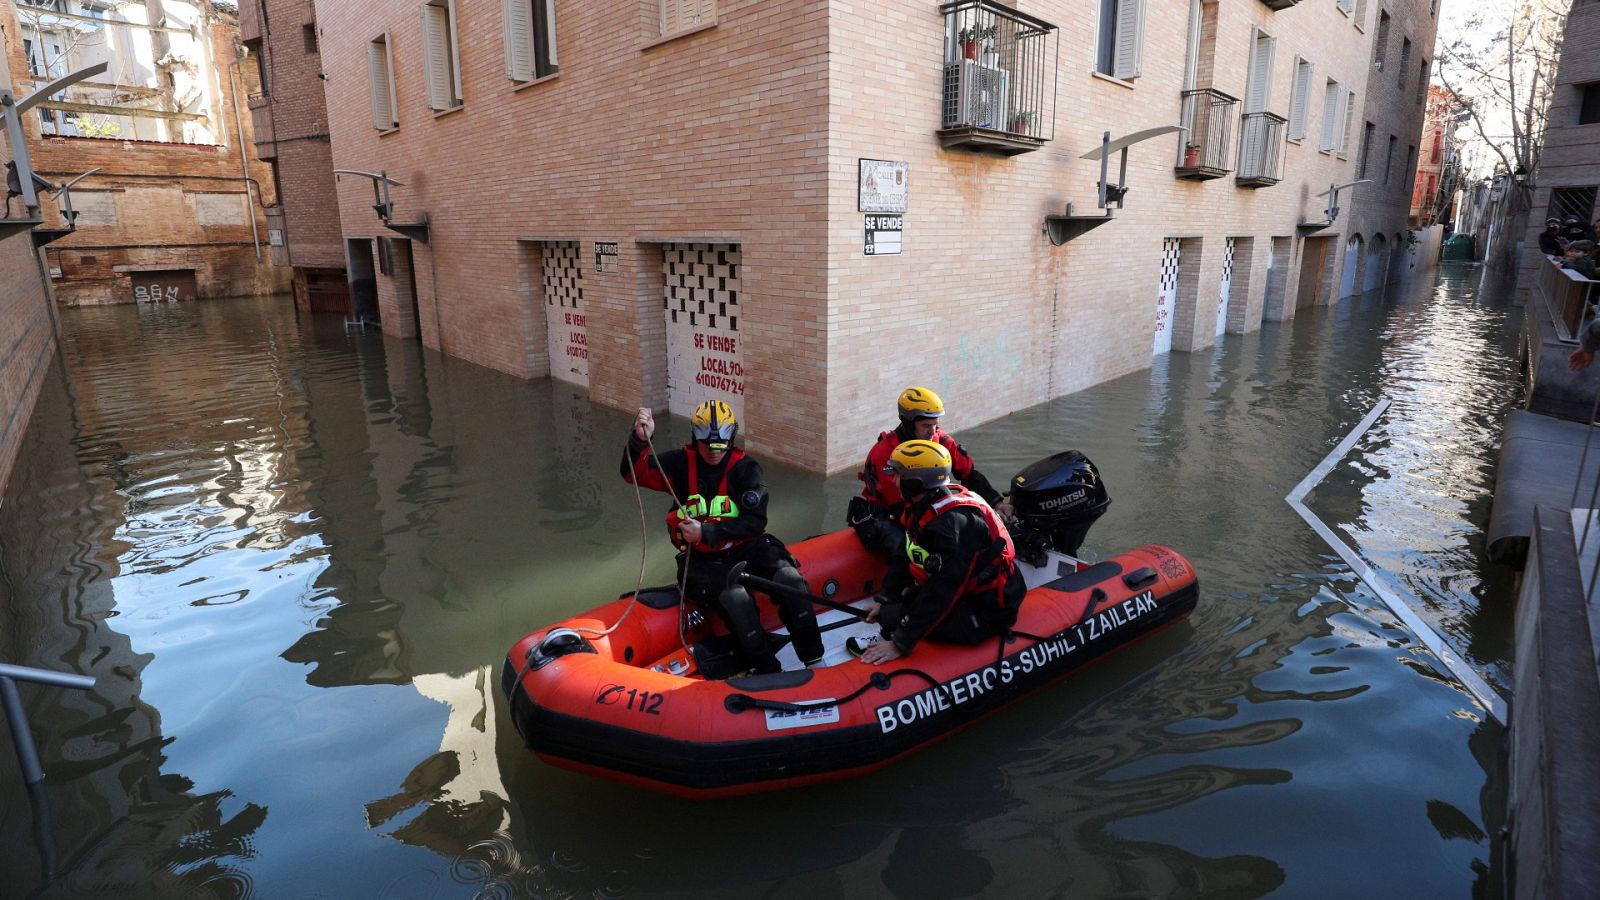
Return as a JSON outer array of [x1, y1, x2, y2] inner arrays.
[[621, 432, 769, 553], [858, 422, 1001, 514]]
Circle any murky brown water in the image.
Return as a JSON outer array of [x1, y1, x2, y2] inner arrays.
[[0, 265, 1513, 898]]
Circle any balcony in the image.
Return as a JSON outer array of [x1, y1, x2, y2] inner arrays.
[[1236, 111, 1287, 188], [250, 101, 276, 160], [937, 0, 1058, 156], [1259, 0, 1303, 8], [1175, 88, 1238, 180]]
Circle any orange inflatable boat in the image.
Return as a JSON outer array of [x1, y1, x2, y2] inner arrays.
[[501, 516, 1198, 797]]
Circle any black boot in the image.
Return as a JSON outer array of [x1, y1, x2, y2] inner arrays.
[[771, 564, 824, 665], [719, 585, 779, 673]]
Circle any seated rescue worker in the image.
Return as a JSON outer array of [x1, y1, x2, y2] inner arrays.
[[848, 439, 1025, 665], [623, 400, 824, 674], [848, 386, 1007, 557]]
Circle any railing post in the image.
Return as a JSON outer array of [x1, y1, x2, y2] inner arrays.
[[0, 674, 45, 784]]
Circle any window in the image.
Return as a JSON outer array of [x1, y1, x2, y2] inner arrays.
[[1384, 133, 1396, 183], [1398, 37, 1411, 87], [504, 0, 558, 82], [1244, 26, 1274, 113], [303, 24, 318, 54], [1319, 80, 1348, 151], [1288, 57, 1313, 140], [22, 38, 40, 76], [1404, 144, 1417, 192], [1418, 59, 1429, 98], [367, 34, 398, 130], [422, 0, 464, 111], [1096, 0, 1145, 80], [1337, 0, 1354, 13], [1354, 0, 1368, 27], [1357, 121, 1375, 176], [1373, 11, 1390, 69], [1549, 187, 1597, 224], [660, 0, 715, 39], [1579, 83, 1600, 125]]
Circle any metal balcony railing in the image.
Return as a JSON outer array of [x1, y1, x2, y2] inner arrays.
[[1537, 252, 1599, 343], [938, 0, 1057, 156], [1236, 111, 1287, 187], [1175, 88, 1238, 180]]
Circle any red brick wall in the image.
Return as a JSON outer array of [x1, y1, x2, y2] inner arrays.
[[316, 0, 831, 465], [243, 0, 346, 270], [7, 11, 290, 305]]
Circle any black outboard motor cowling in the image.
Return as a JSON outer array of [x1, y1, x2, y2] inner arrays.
[[1008, 450, 1110, 564]]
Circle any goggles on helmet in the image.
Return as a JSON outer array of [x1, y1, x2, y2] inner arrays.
[[692, 420, 736, 449]]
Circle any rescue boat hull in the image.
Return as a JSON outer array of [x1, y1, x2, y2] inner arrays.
[[501, 530, 1198, 797]]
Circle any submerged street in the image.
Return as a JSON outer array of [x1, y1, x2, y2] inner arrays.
[[0, 264, 1519, 898]]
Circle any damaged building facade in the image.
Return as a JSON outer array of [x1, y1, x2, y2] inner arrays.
[[3, 0, 285, 305]]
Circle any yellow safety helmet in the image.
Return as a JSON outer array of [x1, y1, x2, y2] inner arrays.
[[690, 400, 738, 450], [897, 386, 946, 423], [884, 439, 952, 490]]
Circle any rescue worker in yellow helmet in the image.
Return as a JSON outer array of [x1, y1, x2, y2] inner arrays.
[[624, 400, 824, 675], [849, 439, 1024, 665], [848, 386, 1009, 557]]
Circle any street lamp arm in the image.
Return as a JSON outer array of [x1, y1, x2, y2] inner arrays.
[[15, 62, 109, 114]]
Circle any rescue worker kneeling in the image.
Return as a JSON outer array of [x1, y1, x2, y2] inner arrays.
[[849, 439, 1025, 665], [623, 400, 824, 675]]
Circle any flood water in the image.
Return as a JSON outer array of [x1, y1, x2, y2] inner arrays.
[[0, 263, 1517, 898]]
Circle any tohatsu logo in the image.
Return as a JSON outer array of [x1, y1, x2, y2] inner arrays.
[[1037, 489, 1088, 510]]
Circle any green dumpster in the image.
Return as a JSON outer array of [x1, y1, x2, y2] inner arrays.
[[1441, 233, 1475, 261]]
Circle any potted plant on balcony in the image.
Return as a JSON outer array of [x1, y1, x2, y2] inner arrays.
[[1009, 111, 1035, 134], [1183, 144, 1202, 168], [957, 23, 996, 62]]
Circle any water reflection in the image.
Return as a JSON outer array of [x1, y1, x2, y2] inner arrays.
[[0, 276, 1514, 897]]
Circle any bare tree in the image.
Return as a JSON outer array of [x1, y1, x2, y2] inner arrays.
[[1434, 0, 1566, 221]]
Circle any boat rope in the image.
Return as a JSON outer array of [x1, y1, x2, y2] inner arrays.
[[573, 429, 696, 659]]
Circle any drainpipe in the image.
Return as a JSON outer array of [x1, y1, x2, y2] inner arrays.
[[227, 50, 262, 261]]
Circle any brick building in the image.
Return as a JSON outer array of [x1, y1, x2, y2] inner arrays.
[[238, 0, 348, 314], [0, 24, 62, 490], [314, 0, 1436, 473], [1337, 0, 1440, 297], [3, 0, 286, 306], [1514, 0, 1600, 306], [1410, 84, 1458, 227]]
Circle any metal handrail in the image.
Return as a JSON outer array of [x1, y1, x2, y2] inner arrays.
[[1536, 253, 1598, 344], [1237, 111, 1288, 184], [2, 663, 95, 884]]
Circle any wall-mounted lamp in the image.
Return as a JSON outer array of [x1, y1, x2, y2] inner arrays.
[[1044, 125, 1184, 246], [333, 168, 430, 243]]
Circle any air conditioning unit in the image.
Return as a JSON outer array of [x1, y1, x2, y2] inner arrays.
[[942, 59, 1010, 131]]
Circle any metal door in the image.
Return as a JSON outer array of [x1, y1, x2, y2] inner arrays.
[[542, 241, 588, 387], [1216, 237, 1235, 337], [1340, 235, 1361, 299], [1152, 238, 1181, 356], [664, 243, 743, 419], [131, 269, 197, 303]]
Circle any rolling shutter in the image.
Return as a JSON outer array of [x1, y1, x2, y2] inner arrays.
[[504, 0, 533, 81], [1245, 28, 1274, 113], [423, 3, 452, 110], [1288, 59, 1311, 140]]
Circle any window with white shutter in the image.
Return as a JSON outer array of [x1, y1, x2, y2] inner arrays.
[[659, 0, 715, 39], [422, 0, 463, 111], [1336, 0, 1354, 13], [368, 35, 398, 130], [1244, 27, 1274, 113], [505, 0, 557, 82], [1319, 80, 1341, 150], [1339, 90, 1356, 155], [1288, 58, 1312, 140], [1096, 0, 1145, 80]]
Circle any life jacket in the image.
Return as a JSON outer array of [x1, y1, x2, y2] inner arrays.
[[665, 447, 752, 554], [859, 427, 970, 511], [899, 485, 1016, 602]]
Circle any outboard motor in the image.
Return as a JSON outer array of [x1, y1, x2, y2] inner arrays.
[[1007, 450, 1111, 565]]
